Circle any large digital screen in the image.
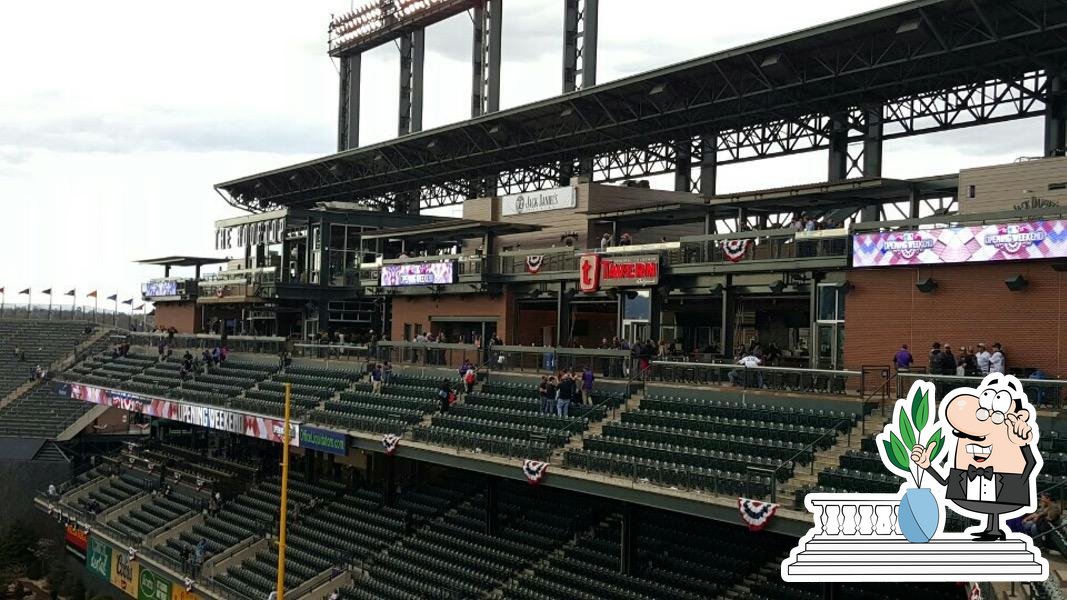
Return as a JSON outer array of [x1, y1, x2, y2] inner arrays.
[[142, 279, 178, 297], [852, 219, 1067, 268], [380, 261, 455, 286]]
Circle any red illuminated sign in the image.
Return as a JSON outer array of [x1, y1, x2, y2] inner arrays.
[[579, 254, 600, 293], [599, 255, 660, 287]]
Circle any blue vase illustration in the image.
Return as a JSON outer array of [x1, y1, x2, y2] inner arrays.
[[899, 487, 939, 543]]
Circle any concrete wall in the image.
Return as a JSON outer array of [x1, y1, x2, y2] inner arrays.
[[389, 292, 512, 343], [154, 302, 201, 333], [958, 156, 1067, 214]]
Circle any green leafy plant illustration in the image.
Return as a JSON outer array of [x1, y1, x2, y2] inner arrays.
[[880, 386, 943, 486]]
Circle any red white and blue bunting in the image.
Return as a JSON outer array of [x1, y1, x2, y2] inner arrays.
[[525, 255, 544, 274], [738, 497, 778, 532], [722, 239, 750, 263], [382, 433, 402, 455], [522, 460, 548, 485], [968, 583, 982, 600]]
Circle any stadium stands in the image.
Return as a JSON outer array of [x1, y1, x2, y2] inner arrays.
[[0, 385, 92, 438], [0, 320, 90, 398]]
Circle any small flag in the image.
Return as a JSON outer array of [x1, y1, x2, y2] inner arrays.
[[0, 287, 4, 294], [87, 290, 97, 298], [134, 304, 144, 311], [41, 288, 52, 295], [106, 294, 117, 301], [122, 298, 134, 305], [65, 289, 76, 296], [19, 288, 30, 295]]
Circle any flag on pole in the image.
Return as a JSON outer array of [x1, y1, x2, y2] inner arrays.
[[106, 294, 117, 301], [19, 288, 30, 295], [134, 304, 145, 311], [122, 298, 134, 305], [0, 287, 4, 294], [87, 290, 97, 298], [65, 289, 75, 296], [42, 288, 52, 295]]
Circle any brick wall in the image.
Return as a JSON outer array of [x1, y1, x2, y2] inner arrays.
[[153, 302, 200, 333], [389, 293, 512, 342], [843, 263, 1066, 376]]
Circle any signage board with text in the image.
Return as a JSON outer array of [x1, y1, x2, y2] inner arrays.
[[501, 187, 577, 216], [380, 262, 455, 287], [853, 219, 1067, 267]]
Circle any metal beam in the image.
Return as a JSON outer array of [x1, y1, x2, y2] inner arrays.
[[398, 28, 426, 136], [563, 0, 599, 93], [698, 133, 717, 197], [337, 54, 361, 151], [472, 0, 502, 117], [673, 138, 692, 192], [862, 104, 884, 178], [1046, 73, 1067, 157], [827, 111, 848, 182]]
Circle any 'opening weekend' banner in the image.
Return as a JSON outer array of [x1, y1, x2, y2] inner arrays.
[[852, 219, 1067, 267]]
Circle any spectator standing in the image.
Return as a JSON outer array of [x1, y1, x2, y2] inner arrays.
[[556, 372, 576, 417], [989, 343, 1006, 374], [958, 346, 976, 376], [729, 352, 763, 387], [580, 366, 595, 405], [463, 368, 476, 395], [618, 233, 632, 246], [893, 344, 913, 370], [600, 233, 613, 250], [383, 361, 393, 385], [940, 344, 957, 376], [1022, 492, 1061, 542], [436, 379, 452, 413], [538, 376, 551, 414], [975, 343, 991, 375], [370, 364, 383, 394], [928, 342, 944, 375]]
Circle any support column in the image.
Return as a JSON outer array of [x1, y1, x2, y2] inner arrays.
[[827, 111, 848, 182], [1045, 74, 1067, 157], [699, 134, 718, 198], [907, 185, 920, 219], [556, 283, 572, 347], [337, 54, 361, 151], [673, 139, 692, 193], [808, 275, 820, 369], [398, 29, 425, 136], [471, 0, 502, 116], [862, 104, 883, 178], [559, 159, 574, 186], [720, 275, 736, 359], [620, 504, 634, 575], [317, 218, 332, 333], [485, 475, 498, 536], [649, 287, 664, 343], [562, 0, 598, 92]]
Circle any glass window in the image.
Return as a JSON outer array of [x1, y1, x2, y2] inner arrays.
[[817, 284, 845, 323]]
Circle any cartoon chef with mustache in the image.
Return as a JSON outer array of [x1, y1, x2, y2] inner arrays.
[[911, 373, 1042, 541]]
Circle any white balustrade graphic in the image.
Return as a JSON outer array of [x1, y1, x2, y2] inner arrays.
[[783, 493, 1048, 582]]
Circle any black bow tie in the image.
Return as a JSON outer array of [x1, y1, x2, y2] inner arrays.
[[967, 465, 994, 481]]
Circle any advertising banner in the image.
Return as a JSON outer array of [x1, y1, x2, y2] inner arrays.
[[142, 280, 178, 298], [69, 384, 300, 446], [380, 261, 455, 287], [852, 219, 1067, 267], [86, 536, 112, 581], [138, 566, 172, 600], [64, 525, 88, 560], [501, 186, 577, 216], [299, 426, 348, 456], [598, 255, 660, 287], [110, 547, 139, 598], [170, 588, 202, 600], [579, 254, 600, 293]]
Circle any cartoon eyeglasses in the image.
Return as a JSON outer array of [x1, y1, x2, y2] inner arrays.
[[977, 388, 1014, 424]]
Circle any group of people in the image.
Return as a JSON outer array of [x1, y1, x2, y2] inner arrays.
[[893, 342, 1007, 376], [1020, 491, 1062, 544], [599, 232, 635, 249], [537, 367, 595, 417], [367, 362, 394, 394]]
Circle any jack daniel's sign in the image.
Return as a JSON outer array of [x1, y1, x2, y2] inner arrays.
[[501, 186, 577, 216]]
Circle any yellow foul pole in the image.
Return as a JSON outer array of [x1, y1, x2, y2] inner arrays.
[[275, 383, 292, 600]]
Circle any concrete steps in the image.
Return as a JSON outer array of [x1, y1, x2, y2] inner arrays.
[[552, 391, 643, 465], [778, 412, 888, 503]]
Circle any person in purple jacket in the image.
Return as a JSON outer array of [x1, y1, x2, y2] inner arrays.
[[580, 366, 595, 405], [893, 344, 913, 370]]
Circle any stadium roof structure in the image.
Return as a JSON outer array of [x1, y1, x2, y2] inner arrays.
[[136, 256, 231, 268], [360, 219, 541, 242], [708, 174, 959, 213], [217, 0, 1067, 213]]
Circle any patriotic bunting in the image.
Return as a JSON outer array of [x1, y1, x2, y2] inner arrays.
[[738, 497, 778, 532], [525, 255, 544, 274], [722, 239, 750, 263], [382, 433, 401, 455], [522, 459, 548, 485]]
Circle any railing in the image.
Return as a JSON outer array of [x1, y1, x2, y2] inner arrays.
[[896, 372, 1067, 410], [648, 361, 862, 395], [128, 332, 288, 354], [676, 227, 850, 265], [293, 342, 371, 363], [373, 341, 483, 370], [493, 248, 579, 275], [491, 345, 633, 376]]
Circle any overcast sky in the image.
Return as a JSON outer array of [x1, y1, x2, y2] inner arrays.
[[0, 0, 1044, 310]]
